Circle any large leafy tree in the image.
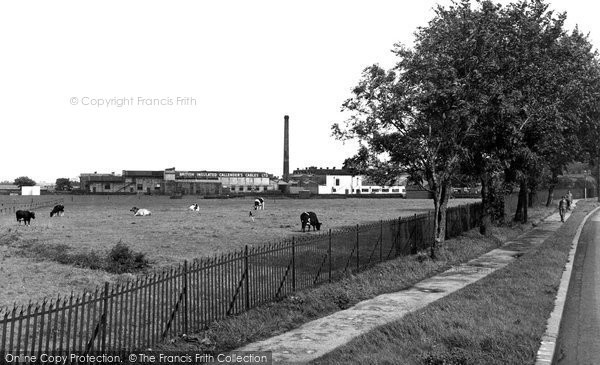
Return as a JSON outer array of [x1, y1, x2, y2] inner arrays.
[[334, 0, 600, 257], [13, 176, 36, 187], [55, 178, 73, 191]]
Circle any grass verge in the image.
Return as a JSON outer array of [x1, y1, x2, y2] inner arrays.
[[158, 206, 555, 354], [312, 202, 598, 365]]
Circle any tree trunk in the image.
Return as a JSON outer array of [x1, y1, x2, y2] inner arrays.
[[514, 188, 524, 222], [431, 179, 451, 260], [546, 185, 555, 207], [528, 190, 535, 208], [514, 179, 528, 223], [523, 186, 528, 223], [480, 174, 491, 236], [546, 170, 558, 207]]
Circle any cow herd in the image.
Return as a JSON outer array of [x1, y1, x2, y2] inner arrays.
[[14, 199, 323, 232]]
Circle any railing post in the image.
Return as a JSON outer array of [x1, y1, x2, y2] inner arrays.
[[380, 220, 383, 262], [291, 238, 296, 291], [244, 246, 250, 310], [183, 260, 188, 334], [467, 204, 471, 229], [101, 282, 109, 352], [413, 214, 417, 252], [328, 229, 332, 283], [356, 224, 359, 271]]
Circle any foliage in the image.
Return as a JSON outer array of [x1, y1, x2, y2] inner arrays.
[[106, 241, 149, 274], [334, 0, 600, 247], [13, 176, 36, 187], [55, 178, 73, 191]]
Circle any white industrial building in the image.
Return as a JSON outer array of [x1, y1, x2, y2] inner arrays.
[[317, 174, 406, 195]]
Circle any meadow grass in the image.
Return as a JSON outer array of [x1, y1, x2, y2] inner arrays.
[[0, 195, 475, 308], [159, 205, 555, 355]]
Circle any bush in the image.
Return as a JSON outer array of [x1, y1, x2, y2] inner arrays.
[[17, 240, 150, 274], [106, 242, 149, 273]]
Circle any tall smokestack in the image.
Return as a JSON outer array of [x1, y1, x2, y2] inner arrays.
[[283, 115, 289, 181]]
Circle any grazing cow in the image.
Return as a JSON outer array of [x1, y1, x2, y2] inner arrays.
[[50, 204, 65, 217], [130, 207, 152, 216], [189, 204, 200, 212], [16, 210, 35, 225], [254, 197, 265, 210], [300, 211, 322, 232]]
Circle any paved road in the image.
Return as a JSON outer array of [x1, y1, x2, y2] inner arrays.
[[555, 209, 600, 365]]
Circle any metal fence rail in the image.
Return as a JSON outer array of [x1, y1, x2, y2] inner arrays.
[[0, 198, 64, 215], [0, 202, 482, 355]]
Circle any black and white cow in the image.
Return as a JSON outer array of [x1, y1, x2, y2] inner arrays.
[[50, 204, 65, 217], [16, 210, 35, 225], [189, 204, 200, 212], [300, 211, 321, 232], [254, 197, 265, 210], [130, 207, 152, 216]]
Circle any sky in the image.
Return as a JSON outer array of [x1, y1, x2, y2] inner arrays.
[[1, 1, 599, 184]]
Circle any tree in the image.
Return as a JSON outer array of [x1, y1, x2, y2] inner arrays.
[[334, 0, 600, 257], [13, 176, 36, 187], [55, 178, 73, 191]]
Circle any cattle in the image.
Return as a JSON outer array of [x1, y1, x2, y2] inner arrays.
[[189, 204, 200, 212], [16, 210, 35, 225], [130, 207, 152, 216], [300, 211, 321, 232], [50, 204, 65, 217], [254, 197, 265, 210]]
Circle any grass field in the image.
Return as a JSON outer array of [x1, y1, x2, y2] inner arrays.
[[0, 195, 477, 308]]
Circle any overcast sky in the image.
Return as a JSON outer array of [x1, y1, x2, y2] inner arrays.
[[1, 1, 599, 184]]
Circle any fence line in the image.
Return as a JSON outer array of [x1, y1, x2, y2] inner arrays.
[[0, 202, 482, 355], [0, 198, 64, 215]]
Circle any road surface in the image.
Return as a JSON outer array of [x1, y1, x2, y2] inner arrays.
[[555, 209, 600, 364]]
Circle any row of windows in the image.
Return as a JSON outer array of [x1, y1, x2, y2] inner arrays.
[[230, 186, 265, 192], [332, 187, 401, 193]]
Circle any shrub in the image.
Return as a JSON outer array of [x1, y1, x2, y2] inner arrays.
[[106, 242, 149, 274]]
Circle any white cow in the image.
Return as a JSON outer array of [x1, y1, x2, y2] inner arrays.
[[189, 204, 200, 211], [130, 207, 152, 216], [253, 197, 265, 210]]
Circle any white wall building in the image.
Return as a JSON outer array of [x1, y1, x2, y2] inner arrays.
[[317, 175, 405, 195], [21, 186, 41, 196]]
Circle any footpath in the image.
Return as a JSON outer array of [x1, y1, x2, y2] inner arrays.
[[236, 202, 586, 364]]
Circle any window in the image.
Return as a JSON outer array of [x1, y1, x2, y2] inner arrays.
[[392, 189, 400, 193], [238, 186, 244, 192], [332, 187, 337, 193], [362, 188, 369, 192], [137, 184, 143, 191], [104, 184, 111, 190], [335, 178, 340, 186], [372, 189, 380, 193], [382, 189, 389, 192]]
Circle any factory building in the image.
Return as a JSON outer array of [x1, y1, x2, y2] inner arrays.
[[80, 168, 271, 195]]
